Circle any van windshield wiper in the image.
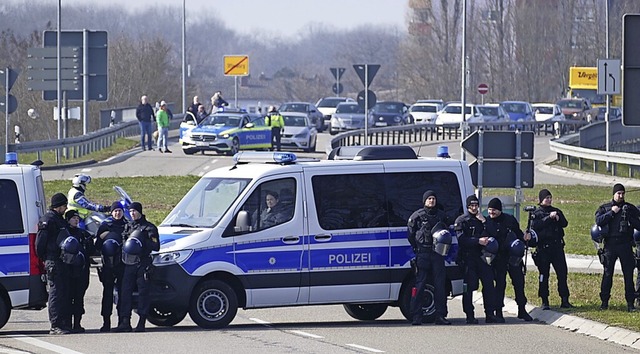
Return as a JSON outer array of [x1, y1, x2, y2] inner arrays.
[[168, 223, 198, 228]]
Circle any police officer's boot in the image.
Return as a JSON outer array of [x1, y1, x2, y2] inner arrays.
[[517, 305, 533, 321], [494, 310, 505, 323], [541, 296, 550, 310], [99, 316, 111, 332], [134, 316, 147, 332], [560, 297, 574, 308], [114, 317, 132, 332], [71, 315, 85, 333]]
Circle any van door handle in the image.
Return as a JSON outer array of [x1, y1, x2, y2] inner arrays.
[[314, 234, 332, 241], [282, 236, 300, 244]]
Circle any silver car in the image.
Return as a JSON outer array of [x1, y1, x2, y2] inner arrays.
[[329, 102, 372, 135], [280, 112, 318, 152]]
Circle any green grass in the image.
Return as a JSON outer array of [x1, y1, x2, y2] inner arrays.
[[19, 138, 138, 166], [551, 158, 640, 180], [505, 270, 640, 332]]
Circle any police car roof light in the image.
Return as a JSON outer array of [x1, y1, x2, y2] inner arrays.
[[437, 145, 450, 158], [233, 151, 298, 165], [5, 152, 17, 165], [218, 107, 246, 114]]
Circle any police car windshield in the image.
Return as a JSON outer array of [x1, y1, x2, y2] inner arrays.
[[161, 177, 251, 228], [201, 115, 241, 127]]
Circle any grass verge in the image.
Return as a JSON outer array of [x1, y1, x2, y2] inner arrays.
[[19, 138, 138, 166]]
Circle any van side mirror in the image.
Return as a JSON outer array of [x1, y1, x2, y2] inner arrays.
[[234, 210, 251, 232]]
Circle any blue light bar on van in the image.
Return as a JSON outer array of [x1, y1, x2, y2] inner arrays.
[[233, 151, 297, 164], [5, 152, 17, 164], [437, 145, 450, 158]]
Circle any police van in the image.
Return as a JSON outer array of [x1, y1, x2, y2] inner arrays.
[[149, 146, 474, 329], [0, 153, 48, 329]]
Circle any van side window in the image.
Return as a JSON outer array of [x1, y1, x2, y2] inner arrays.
[[242, 178, 296, 232], [0, 179, 24, 234], [312, 174, 386, 230]]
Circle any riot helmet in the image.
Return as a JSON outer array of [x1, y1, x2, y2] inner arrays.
[[122, 237, 143, 265], [634, 229, 640, 244], [102, 238, 121, 257], [527, 229, 539, 248], [71, 251, 86, 267], [590, 224, 607, 243], [431, 222, 452, 256], [481, 237, 499, 265], [60, 236, 80, 254], [508, 239, 526, 266]]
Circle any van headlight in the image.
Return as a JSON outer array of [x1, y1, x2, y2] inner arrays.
[[153, 249, 193, 266]]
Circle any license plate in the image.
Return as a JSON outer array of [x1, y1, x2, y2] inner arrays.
[[375, 122, 387, 127], [195, 142, 208, 147]]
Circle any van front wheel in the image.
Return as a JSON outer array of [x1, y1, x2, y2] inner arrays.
[[343, 304, 387, 321], [188, 280, 238, 329], [399, 282, 436, 323], [147, 306, 187, 327]]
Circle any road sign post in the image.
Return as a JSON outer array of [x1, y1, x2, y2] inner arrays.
[[353, 64, 380, 141], [224, 55, 249, 107], [1, 67, 19, 155], [330, 67, 345, 96], [477, 83, 488, 104]]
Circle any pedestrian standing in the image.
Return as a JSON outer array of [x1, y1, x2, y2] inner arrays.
[[115, 202, 160, 332], [35, 193, 71, 335], [135, 95, 155, 151], [64, 209, 94, 333], [156, 101, 172, 153], [266, 106, 284, 151], [407, 190, 451, 325], [454, 195, 498, 324], [484, 198, 533, 322], [531, 189, 572, 310], [595, 183, 640, 311]]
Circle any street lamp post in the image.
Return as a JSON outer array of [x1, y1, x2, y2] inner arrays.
[[460, 0, 467, 160], [182, 0, 187, 113]]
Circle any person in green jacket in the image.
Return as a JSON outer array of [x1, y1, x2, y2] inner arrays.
[[156, 101, 172, 153], [266, 106, 285, 151]]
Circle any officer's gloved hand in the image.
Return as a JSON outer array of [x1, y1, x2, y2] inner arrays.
[[101, 205, 111, 213]]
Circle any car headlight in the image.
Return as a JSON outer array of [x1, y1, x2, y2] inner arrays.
[[221, 133, 230, 139], [153, 249, 193, 266], [572, 113, 578, 117]]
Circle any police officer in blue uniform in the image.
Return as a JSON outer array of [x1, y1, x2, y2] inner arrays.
[[63, 209, 95, 333], [35, 193, 71, 335], [530, 189, 572, 310], [484, 198, 533, 322], [454, 195, 498, 324], [115, 202, 160, 332], [595, 183, 640, 311], [95, 201, 128, 332], [407, 190, 451, 325]]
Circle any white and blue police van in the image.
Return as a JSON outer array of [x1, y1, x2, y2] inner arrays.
[[0, 153, 48, 329], [149, 146, 474, 328]]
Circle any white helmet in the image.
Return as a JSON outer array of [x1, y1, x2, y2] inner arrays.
[[72, 173, 91, 188]]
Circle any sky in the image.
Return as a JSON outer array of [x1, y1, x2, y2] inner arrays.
[[57, 0, 409, 38]]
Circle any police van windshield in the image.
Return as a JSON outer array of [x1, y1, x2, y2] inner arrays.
[[161, 177, 250, 228]]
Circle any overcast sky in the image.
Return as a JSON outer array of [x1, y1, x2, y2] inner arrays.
[[50, 0, 409, 38]]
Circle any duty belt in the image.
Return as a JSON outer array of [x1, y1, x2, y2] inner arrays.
[[415, 245, 433, 253], [539, 239, 564, 248]]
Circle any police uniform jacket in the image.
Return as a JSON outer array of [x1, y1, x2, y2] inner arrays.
[[596, 201, 640, 245], [125, 215, 160, 260], [36, 210, 69, 261], [484, 212, 524, 256], [68, 226, 95, 263], [454, 213, 485, 259], [531, 205, 568, 247], [95, 216, 128, 252], [408, 206, 449, 252]]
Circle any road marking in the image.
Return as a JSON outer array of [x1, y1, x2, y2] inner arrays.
[[80, 168, 91, 172], [346, 344, 384, 353], [249, 317, 271, 325], [0, 346, 31, 354], [288, 330, 324, 339], [8, 335, 84, 354]]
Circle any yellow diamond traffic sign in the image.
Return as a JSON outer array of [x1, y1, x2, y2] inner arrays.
[[224, 55, 249, 76]]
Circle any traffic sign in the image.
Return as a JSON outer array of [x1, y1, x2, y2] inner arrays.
[[330, 67, 345, 80], [357, 90, 377, 110], [477, 83, 489, 95], [27, 47, 81, 58], [597, 59, 621, 95], [623, 14, 640, 126], [469, 160, 534, 188], [27, 58, 82, 70], [332, 83, 344, 95], [0, 94, 18, 114], [224, 55, 249, 76], [461, 130, 534, 159], [27, 80, 80, 91], [0, 68, 19, 92], [353, 64, 380, 88], [27, 69, 80, 81]]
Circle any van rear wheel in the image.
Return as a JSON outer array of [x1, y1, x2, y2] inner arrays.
[[0, 294, 10, 329], [188, 279, 238, 329], [343, 304, 388, 321], [147, 306, 187, 327]]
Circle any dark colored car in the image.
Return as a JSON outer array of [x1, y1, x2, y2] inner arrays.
[[371, 101, 410, 127]]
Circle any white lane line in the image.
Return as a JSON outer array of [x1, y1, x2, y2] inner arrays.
[[249, 317, 271, 325], [288, 330, 324, 339], [80, 168, 91, 172], [0, 346, 31, 354], [345, 344, 384, 353], [8, 335, 85, 354]]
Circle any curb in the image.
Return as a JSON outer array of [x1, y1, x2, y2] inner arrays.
[[40, 159, 97, 171]]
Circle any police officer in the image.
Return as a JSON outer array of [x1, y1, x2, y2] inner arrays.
[[454, 195, 498, 324], [94, 201, 128, 332], [484, 198, 533, 322], [67, 173, 110, 228], [36, 193, 71, 335], [530, 189, 572, 310], [266, 106, 284, 151], [64, 209, 95, 333], [595, 183, 640, 311], [115, 202, 160, 332], [407, 190, 451, 325]]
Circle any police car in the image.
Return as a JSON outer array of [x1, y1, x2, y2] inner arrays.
[[0, 153, 48, 329], [179, 108, 272, 155], [147, 146, 473, 329]]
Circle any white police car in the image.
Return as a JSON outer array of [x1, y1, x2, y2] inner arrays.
[[179, 108, 272, 155], [148, 147, 472, 329]]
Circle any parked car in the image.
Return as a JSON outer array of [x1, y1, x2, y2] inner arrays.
[[280, 112, 318, 152], [409, 102, 442, 125], [329, 102, 373, 135], [278, 102, 324, 131], [434, 103, 478, 127], [532, 103, 565, 122], [556, 98, 599, 122], [370, 101, 410, 127], [467, 104, 509, 126], [416, 99, 445, 106], [315, 97, 355, 131], [596, 106, 622, 121]]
